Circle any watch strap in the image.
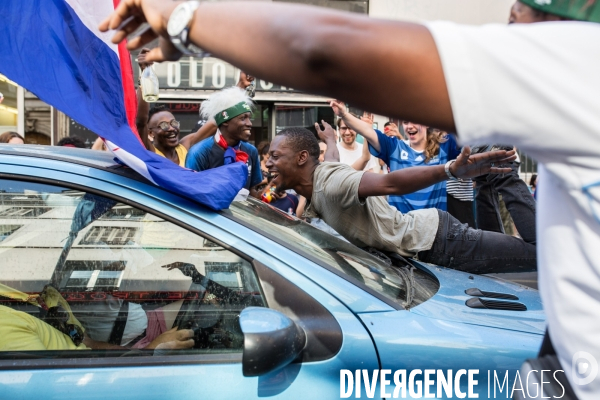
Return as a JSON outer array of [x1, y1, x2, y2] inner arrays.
[[169, 1, 207, 57], [445, 160, 460, 181]]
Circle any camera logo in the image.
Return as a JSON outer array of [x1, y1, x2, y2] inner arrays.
[[572, 351, 598, 386]]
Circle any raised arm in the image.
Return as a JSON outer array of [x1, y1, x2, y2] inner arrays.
[[350, 135, 372, 171], [330, 100, 381, 152], [358, 147, 517, 198], [135, 48, 154, 151], [315, 120, 339, 162], [179, 120, 217, 150], [99, 0, 455, 132]]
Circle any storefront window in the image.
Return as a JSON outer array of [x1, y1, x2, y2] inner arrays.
[[0, 76, 18, 133], [275, 105, 334, 136]]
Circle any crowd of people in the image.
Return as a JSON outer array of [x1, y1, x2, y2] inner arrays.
[[1, 0, 598, 397]]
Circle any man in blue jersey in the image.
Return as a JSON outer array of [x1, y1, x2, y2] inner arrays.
[[185, 87, 263, 199]]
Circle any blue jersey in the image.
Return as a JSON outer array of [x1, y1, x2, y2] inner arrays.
[[369, 130, 460, 213], [186, 137, 263, 190]]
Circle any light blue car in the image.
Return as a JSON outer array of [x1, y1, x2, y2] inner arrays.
[[0, 145, 544, 399]]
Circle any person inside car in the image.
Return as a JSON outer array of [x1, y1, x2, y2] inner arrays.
[[0, 305, 194, 352]]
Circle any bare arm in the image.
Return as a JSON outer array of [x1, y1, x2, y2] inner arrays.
[[135, 48, 154, 151], [136, 86, 154, 151], [350, 136, 372, 171], [296, 195, 307, 218], [330, 100, 381, 152], [179, 120, 217, 150], [91, 137, 106, 151], [358, 147, 517, 198], [100, 0, 455, 132], [315, 121, 339, 162]]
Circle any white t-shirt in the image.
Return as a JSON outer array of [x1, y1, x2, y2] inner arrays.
[[427, 20, 600, 399], [337, 142, 380, 172]]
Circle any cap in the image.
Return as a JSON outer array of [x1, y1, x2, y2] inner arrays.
[[519, 0, 600, 22]]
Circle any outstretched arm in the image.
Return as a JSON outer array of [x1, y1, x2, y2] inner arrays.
[[330, 100, 381, 152], [99, 0, 455, 132], [358, 147, 516, 198]]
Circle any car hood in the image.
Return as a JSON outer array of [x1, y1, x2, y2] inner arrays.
[[409, 261, 545, 335]]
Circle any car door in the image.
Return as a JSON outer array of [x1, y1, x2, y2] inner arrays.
[[0, 167, 379, 399]]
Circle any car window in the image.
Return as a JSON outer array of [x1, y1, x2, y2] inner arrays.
[[0, 179, 266, 357], [226, 198, 439, 309]]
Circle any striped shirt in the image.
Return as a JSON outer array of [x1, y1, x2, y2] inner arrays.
[[369, 130, 461, 213], [446, 179, 474, 201]]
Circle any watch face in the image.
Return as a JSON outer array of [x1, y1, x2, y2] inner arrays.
[[167, 5, 191, 37]]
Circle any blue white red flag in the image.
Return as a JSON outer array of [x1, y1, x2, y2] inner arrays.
[[0, 0, 248, 210]]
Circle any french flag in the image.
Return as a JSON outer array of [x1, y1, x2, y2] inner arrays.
[[0, 0, 248, 210]]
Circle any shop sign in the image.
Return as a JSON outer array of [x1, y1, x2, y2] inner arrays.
[[137, 57, 299, 92]]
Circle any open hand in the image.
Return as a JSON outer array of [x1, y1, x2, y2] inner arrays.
[[147, 327, 194, 350], [98, 0, 183, 62], [162, 262, 199, 279], [237, 72, 255, 89], [315, 120, 336, 143], [360, 112, 374, 126], [449, 146, 516, 179], [384, 123, 401, 138], [329, 99, 347, 118], [137, 48, 153, 70]]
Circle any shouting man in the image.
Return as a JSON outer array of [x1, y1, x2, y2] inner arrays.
[[267, 127, 535, 274]]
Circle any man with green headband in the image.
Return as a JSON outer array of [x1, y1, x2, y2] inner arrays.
[[185, 87, 263, 198]]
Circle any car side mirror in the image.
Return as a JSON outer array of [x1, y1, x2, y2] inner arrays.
[[239, 307, 306, 377]]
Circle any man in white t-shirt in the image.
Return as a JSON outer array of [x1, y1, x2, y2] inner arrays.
[[103, 1, 600, 397], [336, 119, 379, 172]]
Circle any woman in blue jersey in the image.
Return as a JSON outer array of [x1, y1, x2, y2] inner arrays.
[[330, 100, 460, 213]]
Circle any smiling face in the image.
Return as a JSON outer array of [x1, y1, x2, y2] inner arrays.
[[265, 135, 299, 192], [402, 121, 427, 147], [338, 120, 356, 146], [220, 112, 252, 145], [149, 111, 179, 150]]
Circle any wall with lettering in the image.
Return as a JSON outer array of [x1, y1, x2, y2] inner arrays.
[[135, 57, 298, 92]]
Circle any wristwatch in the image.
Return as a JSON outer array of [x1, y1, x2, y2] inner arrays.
[[445, 160, 460, 181], [167, 1, 206, 56]]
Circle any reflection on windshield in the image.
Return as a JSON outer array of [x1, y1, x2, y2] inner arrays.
[[226, 198, 439, 308]]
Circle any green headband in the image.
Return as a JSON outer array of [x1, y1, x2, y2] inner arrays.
[[214, 102, 252, 126], [519, 0, 600, 23]]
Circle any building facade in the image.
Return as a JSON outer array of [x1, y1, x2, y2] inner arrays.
[[1, 0, 516, 148]]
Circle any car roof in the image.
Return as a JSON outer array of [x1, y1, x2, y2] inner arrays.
[[0, 144, 150, 183]]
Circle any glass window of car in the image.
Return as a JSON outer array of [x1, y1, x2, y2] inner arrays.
[[0, 179, 266, 357], [225, 198, 439, 309]]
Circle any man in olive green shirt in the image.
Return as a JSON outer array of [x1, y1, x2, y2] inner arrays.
[[267, 127, 536, 273]]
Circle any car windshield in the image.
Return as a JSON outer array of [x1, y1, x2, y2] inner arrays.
[[225, 198, 439, 309]]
